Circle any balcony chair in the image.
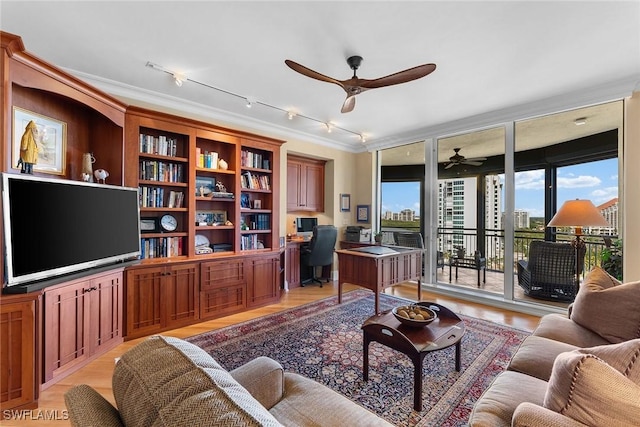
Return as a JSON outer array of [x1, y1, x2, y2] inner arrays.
[[300, 225, 337, 287], [392, 231, 444, 273], [517, 240, 586, 301]]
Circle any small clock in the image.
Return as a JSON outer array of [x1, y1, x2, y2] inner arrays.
[[160, 214, 178, 232]]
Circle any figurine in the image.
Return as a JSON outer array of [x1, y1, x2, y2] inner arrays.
[[18, 120, 39, 174], [94, 169, 109, 184], [82, 153, 95, 182], [216, 181, 227, 193], [218, 158, 228, 170]]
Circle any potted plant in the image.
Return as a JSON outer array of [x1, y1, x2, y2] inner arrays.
[[374, 232, 383, 243], [601, 238, 623, 280]]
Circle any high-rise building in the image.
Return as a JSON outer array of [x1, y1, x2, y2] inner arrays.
[[514, 209, 530, 229], [596, 198, 618, 234]]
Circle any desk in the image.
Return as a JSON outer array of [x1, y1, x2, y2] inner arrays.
[[336, 246, 423, 314], [285, 240, 332, 289]]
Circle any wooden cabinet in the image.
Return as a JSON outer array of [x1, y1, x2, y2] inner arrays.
[[287, 156, 325, 212], [0, 293, 39, 414], [124, 263, 199, 340], [42, 270, 123, 389], [285, 241, 302, 289], [200, 258, 246, 319], [246, 253, 281, 308]]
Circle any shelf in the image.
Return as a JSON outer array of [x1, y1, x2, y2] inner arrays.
[[139, 180, 188, 187], [139, 207, 188, 212], [241, 229, 272, 234], [139, 153, 188, 163], [196, 225, 235, 231], [240, 188, 272, 193], [242, 166, 272, 174], [196, 167, 235, 175], [241, 208, 272, 214]]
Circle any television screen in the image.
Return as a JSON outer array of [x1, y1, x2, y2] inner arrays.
[[2, 173, 140, 287]]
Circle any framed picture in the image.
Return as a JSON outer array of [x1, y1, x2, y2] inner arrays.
[[253, 199, 262, 209], [196, 210, 227, 226], [140, 217, 159, 233], [240, 193, 251, 208], [12, 107, 67, 175], [357, 205, 370, 222], [195, 176, 216, 196], [340, 193, 351, 212]]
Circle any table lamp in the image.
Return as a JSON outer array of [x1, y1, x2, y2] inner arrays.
[[547, 199, 610, 286]]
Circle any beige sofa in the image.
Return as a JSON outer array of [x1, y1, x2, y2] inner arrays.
[[64, 335, 392, 427], [469, 267, 640, 426]]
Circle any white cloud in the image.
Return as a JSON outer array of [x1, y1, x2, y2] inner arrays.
[[557, 175, 601, 188], [515, 170, 545, 190], [590, 186, 618, 204]]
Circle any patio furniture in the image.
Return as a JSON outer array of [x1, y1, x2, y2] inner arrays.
[[517, 240, 585, 301], [449, 248, 486, 287]]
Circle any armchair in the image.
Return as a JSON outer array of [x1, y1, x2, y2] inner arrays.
[[517, 240, 585, 301], [300, 225, 337, 287]]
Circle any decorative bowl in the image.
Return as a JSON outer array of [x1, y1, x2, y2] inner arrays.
[[392, 305, 437, 328]]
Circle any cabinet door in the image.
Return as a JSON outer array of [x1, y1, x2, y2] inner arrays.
[[200, 259, 246, 319], [0, 297, 37, 412], [285, 244, 301, 289], [302, 162, 324, 212], [287, 161, 303, 211], [89, 272, 123, 355], [125, 266, 164, 338], [247, 254, 280, 308], [165, 263, 199, 328], [43, 281, 91, 384]]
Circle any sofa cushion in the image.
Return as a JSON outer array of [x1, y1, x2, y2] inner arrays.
[[533, 313, 609, 348], [468, 371, 548, 427], [543, 339, 640, 426], [508, 335, 577, 381], [112, 335, 283, 427], [570, 267, 640, 343]]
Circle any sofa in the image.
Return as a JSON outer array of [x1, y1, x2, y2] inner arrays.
[[469, 266, 640, 426], [64, 335, 392, 427]]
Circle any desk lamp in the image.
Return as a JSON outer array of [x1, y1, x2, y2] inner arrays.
[[547, 199, 610, 286]]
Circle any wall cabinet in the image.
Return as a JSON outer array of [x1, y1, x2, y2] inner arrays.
[[0, 293, 39, 415], [124, 263, 199, 340], [42, 270, 123, 389], [287, 156, 325, 212]]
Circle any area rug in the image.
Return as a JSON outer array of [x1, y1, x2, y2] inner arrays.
[[186, 289, 529, 426]]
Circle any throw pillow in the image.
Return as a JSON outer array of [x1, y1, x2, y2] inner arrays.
[[570, 266, 640, 343], [544, 339, 640, 426]]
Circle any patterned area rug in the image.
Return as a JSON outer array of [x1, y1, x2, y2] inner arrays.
[[186, 289, 529, 426]]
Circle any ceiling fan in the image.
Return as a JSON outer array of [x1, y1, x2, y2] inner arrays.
[[284, 56, 436, 113], [444, 148, 487, 169]]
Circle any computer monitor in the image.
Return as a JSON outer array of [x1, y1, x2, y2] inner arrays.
[[296, 217, 318, 240]]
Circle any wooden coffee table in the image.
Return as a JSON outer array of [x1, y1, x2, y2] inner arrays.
[[362, 302, 465, 411]]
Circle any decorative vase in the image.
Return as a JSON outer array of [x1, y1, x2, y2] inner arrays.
[[218, 158, 228, 170], [81, 153, 95, 182]]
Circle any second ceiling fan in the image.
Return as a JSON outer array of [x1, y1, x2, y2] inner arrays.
[[445, 148, 487, 169], [285, 56, 436, 113]]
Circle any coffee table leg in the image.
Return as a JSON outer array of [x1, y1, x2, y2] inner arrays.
[[413, 355, 423, 411], [363, 334, 370, 381], [455, 341, 461, 371]]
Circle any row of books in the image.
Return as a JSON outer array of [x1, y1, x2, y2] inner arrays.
[[241, 171, 270, 190], [140, 237, 183, 259], [241, 149, 270, 170], [139, 187, 184, 208], [139, 134, 179, 157], [240, 234, 265, 250], [242, 214, 271, 230], [195, 148, 219, 169], [139, 161, 184, 182]]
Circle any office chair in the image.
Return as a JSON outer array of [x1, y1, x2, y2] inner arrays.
[[300, 225, 337, 287]]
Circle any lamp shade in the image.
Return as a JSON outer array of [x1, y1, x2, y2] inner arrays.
[[547, 199, 610, 229]]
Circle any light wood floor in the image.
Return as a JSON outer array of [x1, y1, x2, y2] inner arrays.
[[4, 282, 540, 427]]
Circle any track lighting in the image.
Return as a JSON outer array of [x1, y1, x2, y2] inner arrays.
[[146, 61, 369, 143], [173, 73, 185, 87]]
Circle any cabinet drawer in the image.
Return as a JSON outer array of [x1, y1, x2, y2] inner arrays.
[[200, 285, 246, 319], [201, 259, 245, 290]]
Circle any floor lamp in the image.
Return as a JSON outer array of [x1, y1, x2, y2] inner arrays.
[[547, 199, 610, 287]]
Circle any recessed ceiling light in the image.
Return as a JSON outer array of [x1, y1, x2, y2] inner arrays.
[[574, 117, 587, 126]]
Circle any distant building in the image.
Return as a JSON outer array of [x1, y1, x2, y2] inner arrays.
[[514, 209, 530, 229], [595, 198, 618, 235]]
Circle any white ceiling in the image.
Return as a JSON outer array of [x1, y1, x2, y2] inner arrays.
[[2, 1, 639, 154]]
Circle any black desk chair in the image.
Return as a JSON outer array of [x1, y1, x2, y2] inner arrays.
[[300, 225, 337, 287]]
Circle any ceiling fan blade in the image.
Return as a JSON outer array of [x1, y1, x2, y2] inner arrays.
[[462, 160, 484, 166], [358, 63, 436, 89], [285, 60, 344, 88], [445, 162, 456, 169], [466, 157, 487, 162], [341, 95, 356, 113]]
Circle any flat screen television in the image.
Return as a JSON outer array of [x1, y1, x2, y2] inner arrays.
[[2, 173, 140, 289], [296, 217, 318, 240]]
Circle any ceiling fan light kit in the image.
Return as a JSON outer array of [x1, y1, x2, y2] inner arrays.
[[285, 55, 436, 113]]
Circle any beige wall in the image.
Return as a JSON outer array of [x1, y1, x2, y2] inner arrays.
[[623, 91, 639, 281]]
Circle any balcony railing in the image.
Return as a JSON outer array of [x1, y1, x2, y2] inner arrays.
[[382, 226, 616, 281]]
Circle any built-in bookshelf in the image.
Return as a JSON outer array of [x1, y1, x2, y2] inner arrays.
[[240, 146, 274, 251]]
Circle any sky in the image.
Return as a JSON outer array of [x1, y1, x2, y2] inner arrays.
[[381, 158, 618, 218]]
